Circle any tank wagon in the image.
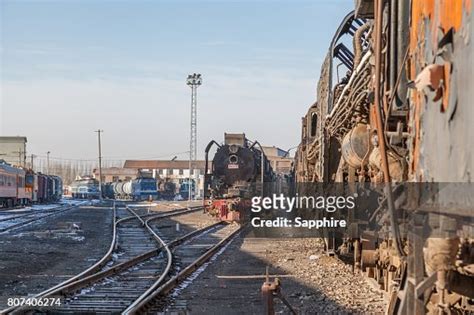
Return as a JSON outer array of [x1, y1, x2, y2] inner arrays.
[[104, 177, 158, 201]]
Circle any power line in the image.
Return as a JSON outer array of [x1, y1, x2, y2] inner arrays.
[[31, 150, 191, 162]]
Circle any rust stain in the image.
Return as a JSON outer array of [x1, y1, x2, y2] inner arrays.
[[408, 0, 467, 177], [439, 0, 463, 33]]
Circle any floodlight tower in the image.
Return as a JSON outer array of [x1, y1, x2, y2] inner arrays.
[[186, 73, 202, 201]]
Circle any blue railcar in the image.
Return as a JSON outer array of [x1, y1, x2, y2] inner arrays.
[[131, 177, 158, 201], [179, 179, 195, 200], [70, 176, 100, 199]]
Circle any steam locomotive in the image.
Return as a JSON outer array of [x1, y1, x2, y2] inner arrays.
[[157, 178, 177, 200], [203, 133, 274, 221], [294, 1, 473, 313]]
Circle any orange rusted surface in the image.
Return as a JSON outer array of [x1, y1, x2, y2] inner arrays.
[[408, 0, 469, 178], [411, 0, 464, 56], [439, 0, 464, 33]]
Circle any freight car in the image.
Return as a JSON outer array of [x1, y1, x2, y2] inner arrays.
[[110, 181, 130, 200], [294, 1, 473, 313], [104, 177, 158, 201], [203, 133, 274, 221]]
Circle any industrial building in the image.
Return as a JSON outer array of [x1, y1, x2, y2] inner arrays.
[[123, 160, 209, 197], [92, 167, 139, 183], [0, 136, 27, 167], [261, 146, 293, 175]]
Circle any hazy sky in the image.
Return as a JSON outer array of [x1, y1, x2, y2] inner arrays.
[[1, 0, 353, 163]]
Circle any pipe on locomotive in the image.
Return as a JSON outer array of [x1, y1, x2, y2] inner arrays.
[[203, 140, 221, 204], [249, 140, 265, 190], [373, 0, 405, 258]]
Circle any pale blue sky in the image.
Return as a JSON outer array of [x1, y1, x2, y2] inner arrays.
[[1, 0, 353, 162]]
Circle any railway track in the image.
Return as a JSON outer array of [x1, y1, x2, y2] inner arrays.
[[0, 202, 86, 233], [127, 222, 241, 314], [3, 204, 231, 314]]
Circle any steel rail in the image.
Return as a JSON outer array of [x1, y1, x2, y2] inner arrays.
[[0, 212, 43, 223], [46, 207, 211, 303], [123, 220, 226, 313], [32, 207, 204, 298], [3, 205, 118, 315], [124, 224, 242, 314], [3, 205, 204, 314], [120, 214, 180, 313], [0, 204, 82, 233], [35, 206, 201, 298]]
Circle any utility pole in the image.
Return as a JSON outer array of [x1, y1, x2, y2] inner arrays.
[[186, 73, 202, 202], [12, 150, 24, 167], [30, 154, 36, 171], [95, 130, 104, 201], [47, 151, 51, 174]]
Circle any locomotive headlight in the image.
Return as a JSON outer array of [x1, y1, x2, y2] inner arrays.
[[229, 154, 239, 164]]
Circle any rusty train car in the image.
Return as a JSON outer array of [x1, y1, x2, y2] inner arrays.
[[294, 0, 473, 313], [0, 160, 62, 207]]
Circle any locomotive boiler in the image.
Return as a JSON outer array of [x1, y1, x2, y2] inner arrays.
[[204, 133, 274, 221]]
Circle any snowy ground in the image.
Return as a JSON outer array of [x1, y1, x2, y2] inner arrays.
[[0, 200, 88, 232]]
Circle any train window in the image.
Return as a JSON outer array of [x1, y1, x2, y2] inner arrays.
[[179, 169, 184, 175], [310, 113, 318, 137], [26, 175, 34, 185], [0, 175, 3, 186]]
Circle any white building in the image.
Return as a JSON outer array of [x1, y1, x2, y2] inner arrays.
[[0, 136, 27, 167], [123, 160, 210, 197]]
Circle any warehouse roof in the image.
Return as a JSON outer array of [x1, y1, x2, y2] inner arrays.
[[123, 160, 210, 170], [92, 167, 138, 176], [0, 136, 27, 143]]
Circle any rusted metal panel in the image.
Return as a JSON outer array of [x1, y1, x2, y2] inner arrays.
[[409, 0, 473, 182]]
